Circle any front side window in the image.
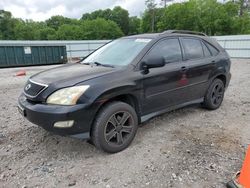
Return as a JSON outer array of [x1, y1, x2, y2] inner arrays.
[[182, 38, 204, 60], [146, 38, 182, 63], [82, 38, 151, 66]]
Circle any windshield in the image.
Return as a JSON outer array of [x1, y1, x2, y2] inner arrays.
[[82, 38, 151, 66]]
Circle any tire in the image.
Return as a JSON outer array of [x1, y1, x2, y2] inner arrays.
[[91, 101, 138, 153], [203, 78, 225, 110]]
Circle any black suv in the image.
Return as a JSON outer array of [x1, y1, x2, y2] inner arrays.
[[18, 30, 231, 153]]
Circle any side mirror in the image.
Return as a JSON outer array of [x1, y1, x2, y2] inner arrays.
[[141, 57, 165, 72]]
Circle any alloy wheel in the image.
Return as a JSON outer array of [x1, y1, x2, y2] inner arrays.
[[104, 111, 134, 146], [211, 82, 224, 106]]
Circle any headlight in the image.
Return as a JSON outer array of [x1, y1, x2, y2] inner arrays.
[[46, 85, 89, 105]]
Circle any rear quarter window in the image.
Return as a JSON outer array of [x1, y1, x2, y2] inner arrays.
[[182, 38, 204, 60], [205, 42, 219, 56], [202, 42, 212, 57]]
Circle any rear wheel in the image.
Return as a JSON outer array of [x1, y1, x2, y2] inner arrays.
[[91, 101, 138, 153], [203, 78, 225, 110]]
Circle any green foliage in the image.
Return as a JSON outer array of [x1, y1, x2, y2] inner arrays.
[[80, 18, 124, 39], [82, 9, 113, 20], [129, 17, 141, 35], [0, 10, 17, 40], [45, 16, 76, 30], [14, 20, 45, 40], [141, 8, 164, 32], [1, 0, 250, 40], [56, 24, 82, 40], [111, 6, 129, 35], [81, 6, 129, 34], [145, 0, 157, 10], [144, 0, 158, 32], [38, 27, 57, 40], [54, 18, 123, 40], [154, 0, 250, 35]]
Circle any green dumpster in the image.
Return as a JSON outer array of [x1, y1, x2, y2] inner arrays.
[[0, 44, 67, 68]]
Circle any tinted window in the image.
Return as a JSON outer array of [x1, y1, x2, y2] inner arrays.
[[182, 38, 203, 60], [82, 38, 151, 66], [205, 42, 219, 56], [202, 42, 212, 57], [147, 38, 182, 63]]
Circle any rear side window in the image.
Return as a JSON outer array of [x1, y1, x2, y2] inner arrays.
[[182, 38, 203, 60], [205, 42, 219, 56], [147, 38, 182, 63]]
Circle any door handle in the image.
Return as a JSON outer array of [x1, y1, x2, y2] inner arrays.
[[180, 66, 188, 73]]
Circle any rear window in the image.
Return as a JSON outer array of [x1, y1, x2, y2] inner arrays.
[[182, 38, 204, 60]]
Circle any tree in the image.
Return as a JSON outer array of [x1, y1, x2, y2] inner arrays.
[[160, 0, 174, 8], [145, 0, 157, 32], [82, 9, 113, 20], [46, 16, 77, 30], [14, 20, 46, 40], [111, 6, 129, 34], [0, 10, 17, 39], [56, 24, 83, 40], [81, 6, 129, 35], [80, 18, 123, 40], [1, 1, 250, 40], [157, 0, 250, 35], [38, 27, 56, 40], [129, 17, 141, 34], [141, 8, 164, 33]]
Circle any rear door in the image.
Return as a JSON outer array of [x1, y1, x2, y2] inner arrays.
[[180, 37, 216, 101]]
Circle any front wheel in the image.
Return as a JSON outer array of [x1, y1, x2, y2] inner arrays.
[[203, 78, 225, 110], [91, 101, 138, 153]]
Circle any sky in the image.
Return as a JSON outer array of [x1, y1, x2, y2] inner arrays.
[[0, 0, 172, 21]]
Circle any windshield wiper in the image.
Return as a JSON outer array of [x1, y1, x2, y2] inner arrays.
[[81, 61, 114, 68], [92, 62, 114, 68], [82, 62, 90, 65]]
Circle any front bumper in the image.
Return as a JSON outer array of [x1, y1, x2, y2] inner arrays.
[[18, 94, 95, 139]]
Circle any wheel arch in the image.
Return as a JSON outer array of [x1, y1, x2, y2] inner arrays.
[[214, 74, 227, 87], [96, 93, 141, 121], [89, 93, 141, 137], [209, 69, 227, 87]]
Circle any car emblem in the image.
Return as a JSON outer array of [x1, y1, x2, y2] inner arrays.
[[25, 84, 31, 91]]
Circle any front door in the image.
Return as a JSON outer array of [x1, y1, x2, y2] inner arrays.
[[141, 38, 186, 115]]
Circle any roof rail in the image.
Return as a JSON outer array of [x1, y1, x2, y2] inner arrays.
[[162, 30, 207, 36]]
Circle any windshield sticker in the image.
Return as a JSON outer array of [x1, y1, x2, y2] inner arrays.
[[135, 39, 151, 43]]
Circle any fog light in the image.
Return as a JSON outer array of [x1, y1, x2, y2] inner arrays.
[[54, 120, 74, 128]]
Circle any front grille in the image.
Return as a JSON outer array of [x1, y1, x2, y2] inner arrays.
[[24, 79, 48, 98]]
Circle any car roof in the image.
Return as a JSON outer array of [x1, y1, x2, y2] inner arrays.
[[122, 30, 223, 51], [123, 33, 160, 39], [123, 30, 207, 39]]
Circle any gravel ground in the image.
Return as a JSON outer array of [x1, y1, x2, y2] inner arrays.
[[0, 60, 249, 188]]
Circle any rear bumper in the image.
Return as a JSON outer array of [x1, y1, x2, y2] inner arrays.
[[18, 94, 95, 139]]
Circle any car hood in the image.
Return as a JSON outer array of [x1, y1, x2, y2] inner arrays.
[[30, 63, 115, 86]]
